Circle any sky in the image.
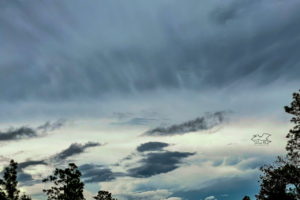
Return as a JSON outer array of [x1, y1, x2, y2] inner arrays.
[[1, 0, 300, 199]]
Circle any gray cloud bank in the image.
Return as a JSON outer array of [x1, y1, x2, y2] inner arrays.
[[144, 112, 226, 136], [1, 0, 300, 102]]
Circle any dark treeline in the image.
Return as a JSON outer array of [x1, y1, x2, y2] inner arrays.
[[0, 90, 299, 200], [0, 160, 117, 200]]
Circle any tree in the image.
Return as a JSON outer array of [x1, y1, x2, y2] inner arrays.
[[257, 90, 300, 200], [242, 196, 250, 200], [19, 194, 32, 200], [257, 158, 299, 200], [43, 163, 85, 200], [2, 160, 19, 200], [284, 90, 300, 165], [94, 191, 117, 200], [0, 160, 32, 200]]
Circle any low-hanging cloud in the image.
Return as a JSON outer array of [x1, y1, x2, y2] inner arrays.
[[0, 127, 37, 141], [144, 112, 227, 136], [0, 159, 47, 186], [0, 120, 66, 142], [18, 160, 47, 170], [36, 119, 66, 133], [53, 142, 101, 161], [137, 142, 169, 152], [128, 151, 195, 178], [79, 164, 123, 183]]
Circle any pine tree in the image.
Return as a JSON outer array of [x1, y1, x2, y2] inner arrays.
[[0, 160, 32, 200], [257, 90, 300, 200], [284, 90, 300, 165], [43, 163, 85, 200], [19, 194, 32, 200], [0, 160, 20, 200], [94, 191, 117, 200]]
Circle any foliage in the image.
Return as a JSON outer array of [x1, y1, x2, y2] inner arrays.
[[257, 90, 300, 200], [19, 194, 32, 200], [284, 90, 300, 165], [93, 191, 117, 200], [0, 160, 32, 200], [43, 163, 85, 200], [242, 196, 250, 200], [257, 157, 299, 200]]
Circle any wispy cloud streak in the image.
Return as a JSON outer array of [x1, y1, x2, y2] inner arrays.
[[144, 112, 227, 136]]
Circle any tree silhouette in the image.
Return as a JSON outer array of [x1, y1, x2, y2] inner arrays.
[[242, 196, 250, 200], [0, 160, 32, 200], [93, 191, 117, 200], [284, 90, 300, 165], [257, 90, 300, 200], [1, 160, 19, 200], [43, 163, 85, 200], [19, 194, 32, 200]]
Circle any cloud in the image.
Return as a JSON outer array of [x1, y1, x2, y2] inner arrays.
[[79, 164, 123, 183], [18, 160, 47, 170], [17, 172, 35, 183], [0, 160, 48, 186], [112, 117, 157, 126], [0, 1, 300, 102], [204, 196, 217, 200], [53, 142, 101, 161], [36, 119, 66, 133], [144, 112, 226, 136], [137, 142, 169, 152], [128, 151, 195, 178], [173, 175, 259, 200], [0, 127, 37, 141], [118, 189, 173, 200], [0, 120, 66, 142], [210, 1, 254, 25]]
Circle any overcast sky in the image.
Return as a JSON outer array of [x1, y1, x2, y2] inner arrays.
[[1, 0, 300, 200]]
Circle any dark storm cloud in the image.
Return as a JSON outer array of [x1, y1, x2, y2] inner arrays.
[[1, 0, 300, 102], [128, 151, 195, 178], [79, 164, 123, 183], [0, 127, 37, 141], [53, 142, 101, 161], [136, 142, 169, 152], [144, 112, 226, 136]]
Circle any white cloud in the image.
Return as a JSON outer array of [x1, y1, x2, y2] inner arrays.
[[204, 196, 217, 200]]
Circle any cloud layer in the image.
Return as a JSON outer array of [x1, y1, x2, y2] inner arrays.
[[1, 0, 300, 102]]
